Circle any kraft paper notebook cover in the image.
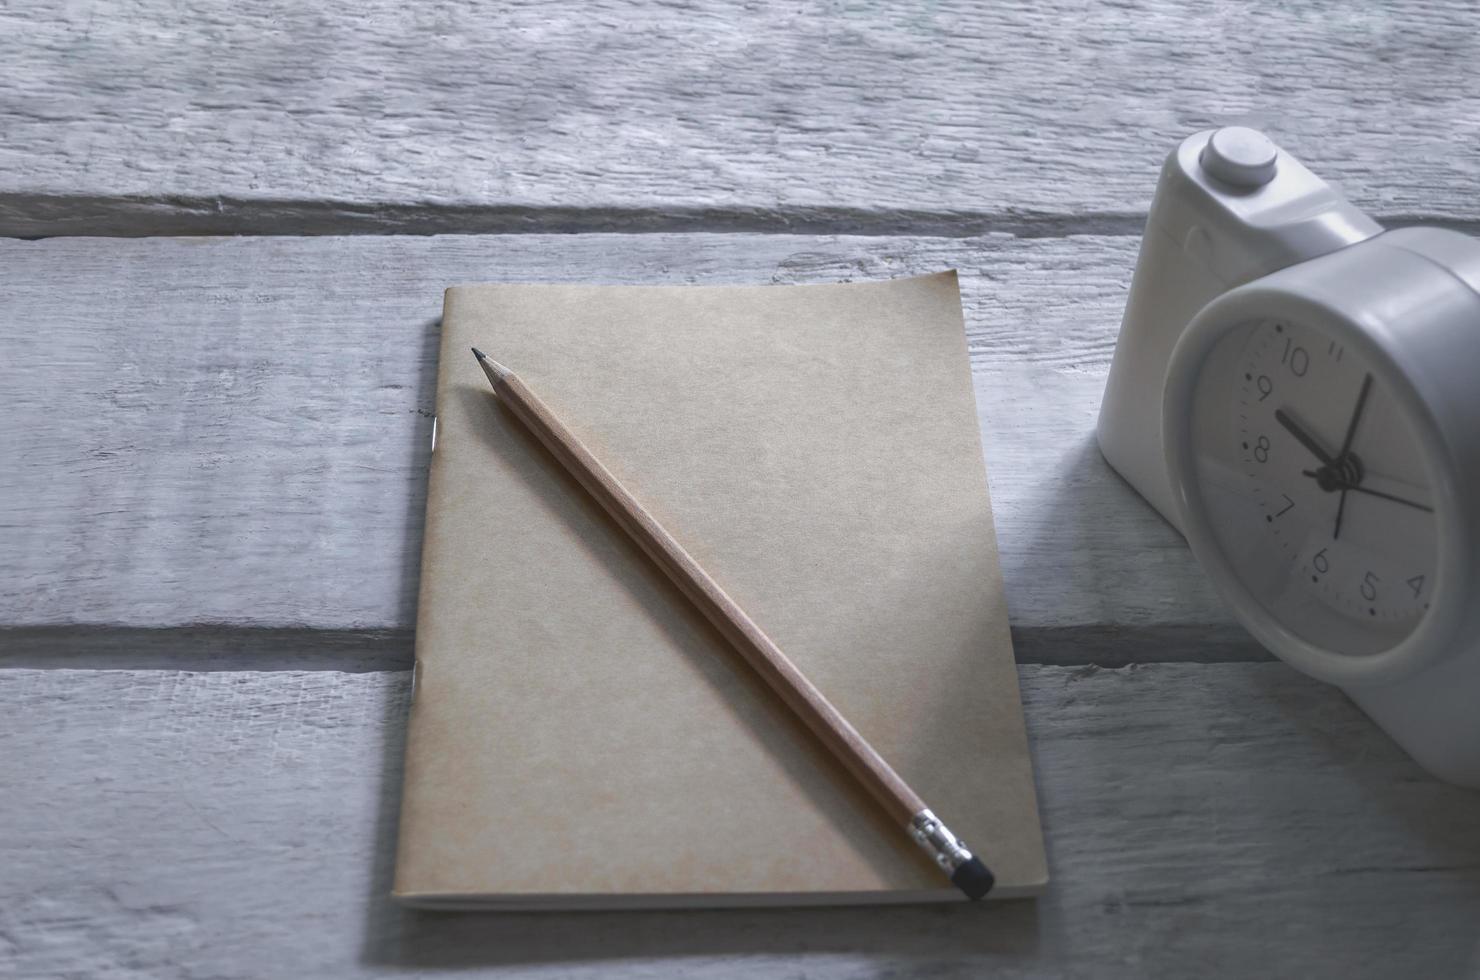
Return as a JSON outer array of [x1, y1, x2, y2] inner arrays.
[[394, 272, 1047, 908]]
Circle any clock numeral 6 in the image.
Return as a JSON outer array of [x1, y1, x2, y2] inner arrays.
[[1312, 548, 1330, 574], [1361, 571, 1380, 602]]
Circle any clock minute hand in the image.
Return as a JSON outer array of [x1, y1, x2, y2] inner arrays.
[[1274, 408, 1336, 466], [1331, 373, 1374, 542], [1338, 374, 1374, 457]]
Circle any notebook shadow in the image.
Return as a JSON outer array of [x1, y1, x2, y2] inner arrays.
[[356, 385, 1043, 968], [392, 316, 444, 658]]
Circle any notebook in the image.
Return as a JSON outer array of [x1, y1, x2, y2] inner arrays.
[[393, 272, 1047, 908]]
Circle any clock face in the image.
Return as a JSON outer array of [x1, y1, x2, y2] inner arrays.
[[1187, 317, 1441, 657]]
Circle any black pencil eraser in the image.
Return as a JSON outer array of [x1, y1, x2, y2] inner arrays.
[[951, 857, 995, 901]]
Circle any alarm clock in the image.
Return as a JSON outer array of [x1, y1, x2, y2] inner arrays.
[[1098, 127, 1480, 787]]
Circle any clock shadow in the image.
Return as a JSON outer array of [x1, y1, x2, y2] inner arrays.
[[1008, 430, 1263, 666], [1246, 666, 1480, 879], [1014, 428, 1480, 893]]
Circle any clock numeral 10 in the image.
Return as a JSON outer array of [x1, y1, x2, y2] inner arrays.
[[1282, 338, 1310, 377]]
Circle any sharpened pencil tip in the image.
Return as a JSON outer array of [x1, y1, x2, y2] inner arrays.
[[471, 349, 512, 386]]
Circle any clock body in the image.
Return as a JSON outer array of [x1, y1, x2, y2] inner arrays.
[[1162, 228, 1480, 784]]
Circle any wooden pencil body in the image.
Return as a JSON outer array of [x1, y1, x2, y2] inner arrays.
[[489, 368, 925, 828]]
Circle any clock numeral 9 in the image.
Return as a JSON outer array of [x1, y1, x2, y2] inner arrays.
[[1361, 571, 1380, 602], [1253, 435, 1270, 463], [1256, 375, 1273, 401]]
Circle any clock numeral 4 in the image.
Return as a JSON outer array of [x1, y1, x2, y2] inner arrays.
[[1408, 575, 1425, 598]]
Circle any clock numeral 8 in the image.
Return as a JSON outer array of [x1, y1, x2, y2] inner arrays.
[[1253, 435, 1270, 463]]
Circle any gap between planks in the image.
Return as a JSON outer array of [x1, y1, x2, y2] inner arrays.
[[4, 198, 1480, 240], [0, 624, 1269, 672]]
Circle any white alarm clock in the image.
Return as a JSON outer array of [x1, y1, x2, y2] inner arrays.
[[1099, 127, 1480, 787]]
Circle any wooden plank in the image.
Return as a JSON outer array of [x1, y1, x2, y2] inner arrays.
[[2, 663, 1476, 978], [3, 1, 1479, 236], [0, 233, 1254, 668]]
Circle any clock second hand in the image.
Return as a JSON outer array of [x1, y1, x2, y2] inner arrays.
[[1299, 470, 1434, 513]]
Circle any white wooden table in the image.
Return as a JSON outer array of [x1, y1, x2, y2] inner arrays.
[[4, 3, 1479, 977]]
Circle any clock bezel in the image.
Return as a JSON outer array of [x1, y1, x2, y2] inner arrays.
[[1164, 281, 1471, 687]]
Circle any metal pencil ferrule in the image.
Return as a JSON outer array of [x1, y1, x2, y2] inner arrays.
[[908, 808, 973, 872]]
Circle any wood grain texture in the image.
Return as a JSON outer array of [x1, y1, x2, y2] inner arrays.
[[3, 0, 1479, 236], [2, 663, 1477, 978], [0, 233, 1251, 665]]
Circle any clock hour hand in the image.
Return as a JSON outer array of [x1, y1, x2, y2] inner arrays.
[[1274, 408, 1336, 466]]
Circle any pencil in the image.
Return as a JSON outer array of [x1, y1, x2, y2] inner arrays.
[[472, 347, 995, 900]]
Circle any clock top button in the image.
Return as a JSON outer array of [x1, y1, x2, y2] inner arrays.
[[1200, 127, 1279, 188]]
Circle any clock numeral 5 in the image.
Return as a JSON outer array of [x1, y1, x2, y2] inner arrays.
[[1361, 571, 1380, 602]]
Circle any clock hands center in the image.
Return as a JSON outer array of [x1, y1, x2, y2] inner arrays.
[[1273, 406, 1363, 487], [1272, 373, 1375, 540]]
